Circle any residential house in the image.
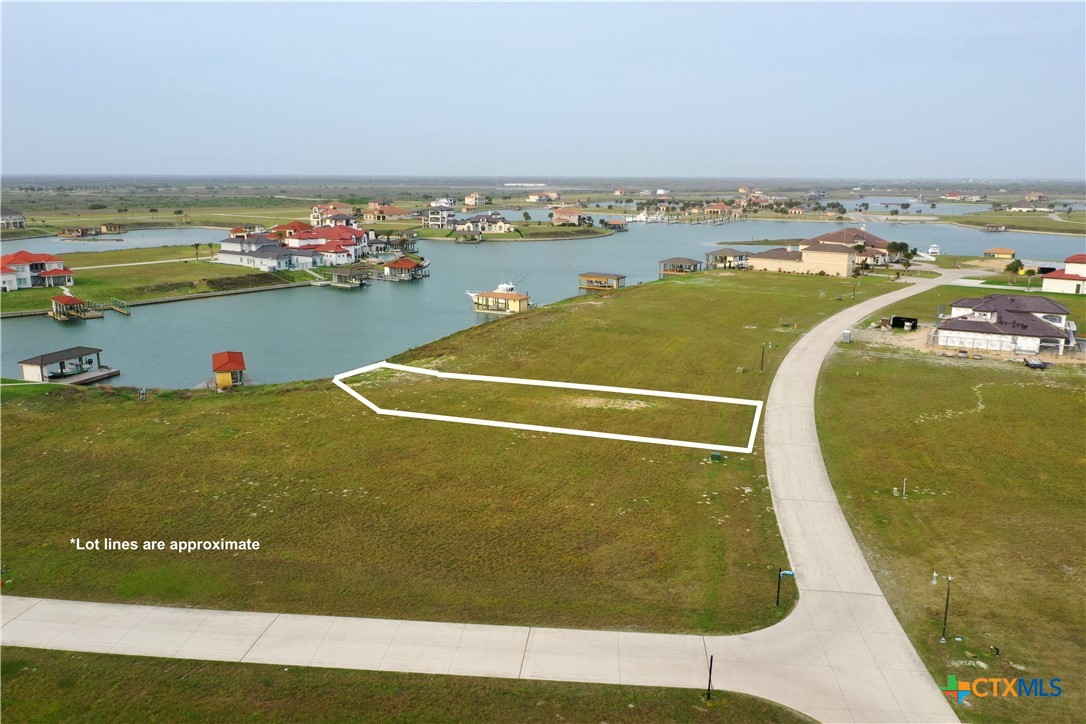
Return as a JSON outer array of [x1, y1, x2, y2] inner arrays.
[[214, 236, 315, 272], [426, 206, 456, 229], [464, 192, 488, 206], [1024, 192, 1049, 203], [100, 223, 125, 234], [431, 196, 457, 207], [454, 213, 515, 233], [527, 191, 561, 203], [362, 204, 410, 223], [1, 207, 27, 229], [705, 202, 741, 218], [747, 243, 856, 276], [1007, 200, 1041, 212], [268, 221, 314, 237], [310, 203, 356, 227], [787, 207, 804, 216], [983, 247, 1016, 259], [1041, 254, 1086, 295], [0, 251, 75, 291], [552, 208, 583, 226], [612, 189, 628, 196], [705, 248, 749, 269], [933, 294, 1075, 355], [802, 227, 898, 262]]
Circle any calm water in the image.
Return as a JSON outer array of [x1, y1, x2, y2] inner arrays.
[[3, 219, 1083, 388]]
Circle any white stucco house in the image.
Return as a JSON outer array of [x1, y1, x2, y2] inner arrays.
[[933, 294, 1076, 356], [1, 251, 74, 291], [1041, 254, 1086, 295], [453, 213, 515, 233]]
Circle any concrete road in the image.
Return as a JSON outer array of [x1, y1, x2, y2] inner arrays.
[[1, 271, 971, 722]]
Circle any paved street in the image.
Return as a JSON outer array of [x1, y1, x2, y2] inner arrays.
[[1, 270, 970, 723]]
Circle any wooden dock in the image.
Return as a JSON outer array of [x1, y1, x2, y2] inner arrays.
[[55, 368, 121, 385]]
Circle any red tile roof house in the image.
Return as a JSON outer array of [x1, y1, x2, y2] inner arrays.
[[0, 251, 75, 291], [1041, 254, 1086, 295], [552, 208, 584, 226], [934, 294, 1076, 356], [310, 203, 357, 227], [268, 221, 314, 237]]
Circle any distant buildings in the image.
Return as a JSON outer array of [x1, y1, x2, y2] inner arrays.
[[527, 190, 561, 203], [1, 207, 27, 230], [426, 206, 457, 229], [310, 203, 357, 227], [464, 192, 488, 206]]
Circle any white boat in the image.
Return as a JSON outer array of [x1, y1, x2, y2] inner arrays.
[[928, 244, 941, 256], [466, 281, 530, 314], [466, 281, 519, 299]]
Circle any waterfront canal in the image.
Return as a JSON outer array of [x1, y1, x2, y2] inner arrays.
[[2, 218, 1082, 388]]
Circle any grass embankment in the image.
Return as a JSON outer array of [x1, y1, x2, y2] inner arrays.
[[0, 244, 310, 314], [0, 648, 810, 723], [0, 263, 281, 314], [0, 272, 896, 635], [940, 211, 1086, 234], [817, 315, 1085, 722]]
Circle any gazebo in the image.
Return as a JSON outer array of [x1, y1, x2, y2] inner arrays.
[[578, 272, 627, 291], [658, 257, 703, 276]]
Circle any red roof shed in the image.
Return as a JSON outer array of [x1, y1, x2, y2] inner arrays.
[[211, 351, 247, 372]]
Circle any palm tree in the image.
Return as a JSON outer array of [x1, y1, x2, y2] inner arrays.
[[205, 242, 215, 258], [191, 243, 201, 260]]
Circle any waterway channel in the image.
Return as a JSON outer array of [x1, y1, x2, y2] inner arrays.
[[2, 219, 1082, 389]]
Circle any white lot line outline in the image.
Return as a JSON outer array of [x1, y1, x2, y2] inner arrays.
[[332, 361, 763, 453]]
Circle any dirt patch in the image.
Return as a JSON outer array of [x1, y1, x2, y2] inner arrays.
[[850, 325, 1085, 367], [570, 396, 653, 411]]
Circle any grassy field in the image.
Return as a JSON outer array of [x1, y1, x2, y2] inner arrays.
[[0, 259, 278, 313], [61, 244, 221, 267], [0, 648, 810, 723], [939, 211, 1086, 234], [0, 272, 897, 636], [817, 334, 1085, 722]]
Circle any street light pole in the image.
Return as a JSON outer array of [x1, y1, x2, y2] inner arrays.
[[776, 567, 782, 606], [760, 343, 766, 373]]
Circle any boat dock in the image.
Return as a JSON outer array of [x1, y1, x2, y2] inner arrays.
[[17, 346, 120, 385]]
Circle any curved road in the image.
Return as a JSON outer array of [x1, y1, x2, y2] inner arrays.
[[1, 270, 969, 722]]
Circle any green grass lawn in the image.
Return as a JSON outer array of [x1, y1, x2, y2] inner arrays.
[[0, 260, 277, 313], [939, 211, 1086, 234], [0, 647, 810, 723], [61, 244, 221, 267], [816, 343, 1085, 723], [0, 272, 897, 636]]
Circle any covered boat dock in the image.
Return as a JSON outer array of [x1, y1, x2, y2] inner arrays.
[[18, 346, 120, 384]]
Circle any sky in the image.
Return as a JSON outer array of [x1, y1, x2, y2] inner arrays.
[[2, 2, 1084, 179]]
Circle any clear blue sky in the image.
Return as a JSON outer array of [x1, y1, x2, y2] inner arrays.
[[3, 2, 1084, 179]]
